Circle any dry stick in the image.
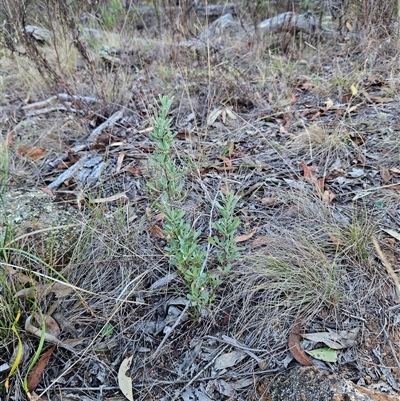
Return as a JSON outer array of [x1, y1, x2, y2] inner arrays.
[[87, 109, 124, 142], [371, 235, 400, 302], [207, 335, 262, 363], [380, 322, 400, 371], [132, 368, 281, 387], [25, 105, 78, 117], [150, 303, 190, 361], [38, 386, 119, 392], [171, 344, 230, 401], [22, 93, 100, 111], [47, 157, 87, 189]]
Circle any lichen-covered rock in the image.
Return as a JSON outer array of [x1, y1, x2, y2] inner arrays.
[[255, 367, 398, 401], [0, 189, 83, 266]]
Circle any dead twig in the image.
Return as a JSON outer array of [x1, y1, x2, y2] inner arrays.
[[150, 303, 190, 360], [380, 317, 400, 371], [371, 235, 400, 302], [207, 335, 263, 363], [171, 344, 230, 401], [22, 93, 100, 112], [87, 110, 124, 143]]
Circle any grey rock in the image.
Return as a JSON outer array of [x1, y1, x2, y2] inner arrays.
[[0, 189, 83, 266], [255, 367, 398, 401]]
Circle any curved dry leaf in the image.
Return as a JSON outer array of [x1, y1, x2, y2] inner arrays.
[[224, 107, 237, 120], [33, 314, 61, 338], [214, 351, 245, 371], [383, 229, 400, 242], [302, 327, 359, 350], [27, 346, 55, 392], [91, 192, 128, 204], [15, 282, 73, 299], [235, 229, 256, 243], [322, 189, 335, 205], [15, 288, 38, 299], [26, 391, 47, 401], [51, 282, 74, 298], [18, 146, 47, 161], [288, 320, 313, 366], [7, 266, 37, 285], [25, 315, 62, 346], [299, 160, 317, 184], [118, 356, 134, 401], [380, 166, 392, 183], [251, 236, 271, 248], [325, 98, 334, 110], [370, 96, 394, 104], [207, 108, 222, 126], [149, 224, 165, 239]]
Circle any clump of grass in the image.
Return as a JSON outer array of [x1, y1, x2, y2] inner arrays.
[[327, 207, 376, 264], [0, 134, 9, 193], [241, 230, 342, 313], [98, 0, 125, 30], [286, 123, 351, 157]]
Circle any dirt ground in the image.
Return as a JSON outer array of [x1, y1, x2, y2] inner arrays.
[[1, 1, 400, 400]]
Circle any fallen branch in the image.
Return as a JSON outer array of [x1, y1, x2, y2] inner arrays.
[[185, 11, 351, 52], [47, 157, 86, 190], [258, 11, 319, 35], [22, 93, 100, 111], [21, 93, 100, 117], [24, 105, 77, 117]]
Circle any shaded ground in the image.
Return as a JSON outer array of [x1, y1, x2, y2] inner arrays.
[[1, 2, 400, 400]]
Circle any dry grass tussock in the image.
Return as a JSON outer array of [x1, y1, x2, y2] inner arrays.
[[218, 188, 387, 352]]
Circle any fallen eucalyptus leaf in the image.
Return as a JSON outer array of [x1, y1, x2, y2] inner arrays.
[[382, 229, 400, 242], [302, 327, 359, 350], [27, 346, 55, 392], [25, 315, 62, 346], [288, 320, 313, 366], [306, 347, 337, 363], [214, 351, 245, 370], [118, 356, 134, 401]]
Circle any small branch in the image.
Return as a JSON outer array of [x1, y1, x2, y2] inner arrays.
[[258, 11, 319, 35], [22, 93, 100, 112], [171, 344, 230, 401], [381, 321, 400, 371], [25, 105, 77, 117], [150, 303, 189, 360], [47, 157, 86, 189], [87, 109, 124, 143]]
